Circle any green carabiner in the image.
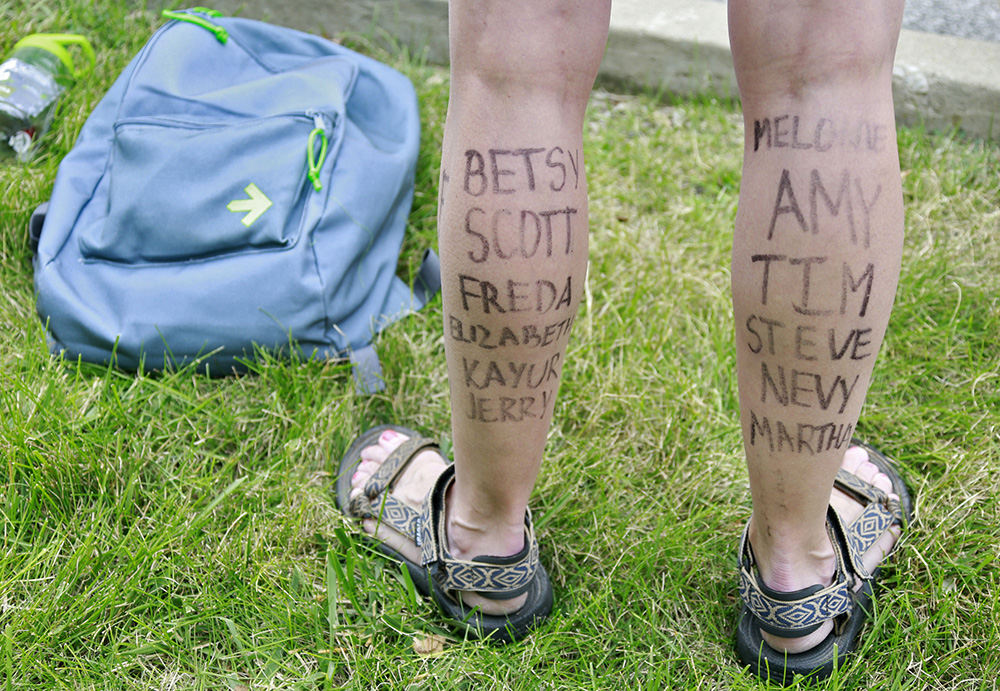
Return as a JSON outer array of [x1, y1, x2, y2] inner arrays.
[[307, 126, 329, 192]]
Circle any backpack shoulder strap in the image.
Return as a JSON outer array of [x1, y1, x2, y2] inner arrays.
[[412, 249, 441, 310]]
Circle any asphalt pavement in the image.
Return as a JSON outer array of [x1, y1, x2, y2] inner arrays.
[[903, 0, 999, 43], [705, 0, 1000, 43]]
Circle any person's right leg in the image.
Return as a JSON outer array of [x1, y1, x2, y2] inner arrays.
[[729, 0, 907, 658]]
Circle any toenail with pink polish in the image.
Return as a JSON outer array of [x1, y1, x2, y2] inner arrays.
[[381, 430, 398, 441]]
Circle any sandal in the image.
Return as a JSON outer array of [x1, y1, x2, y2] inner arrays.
[[735, 440, 913, 684], [335, 425, 553, 643]]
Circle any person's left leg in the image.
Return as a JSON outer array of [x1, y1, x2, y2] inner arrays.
[[344, 0, 611, 631]]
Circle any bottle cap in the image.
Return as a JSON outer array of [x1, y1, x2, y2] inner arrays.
[[12, 34, 95, 79]]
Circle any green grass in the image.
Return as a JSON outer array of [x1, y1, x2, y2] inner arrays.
[[2, 2, 999, 689]]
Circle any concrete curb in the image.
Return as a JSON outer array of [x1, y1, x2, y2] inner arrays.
[[204, 0, 999, 141]]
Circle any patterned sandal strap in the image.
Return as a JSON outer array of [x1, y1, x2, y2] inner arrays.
[[738, 519, 854, 638], [364, 435, 441, 500], [833, 467, 905, 579], [418, 466, 540, 600], [834, 468, 904, 521], [347, 492, 422, 541], [347, 433, 440, 539]]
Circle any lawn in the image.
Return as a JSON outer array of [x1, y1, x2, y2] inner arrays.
[[1, 2, 998, 689]]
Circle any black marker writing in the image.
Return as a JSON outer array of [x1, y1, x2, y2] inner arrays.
[[749, 410, 855, 455], [750, 256, 875, 318], [753, 115, 886, 154], [466, 390, 556, 423], [759, 362, 860, 413], [463, 206, 577, 263], [463, 146, 581, 197], [461, 354, 561, 391], [768, 168, 882, 246], [457, 273, 573, 314], [744, 316, 876, 361], [449, 314, 575, 349]]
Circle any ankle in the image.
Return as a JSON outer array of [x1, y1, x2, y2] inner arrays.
[[443, 478, 528, 560], [748, 517, 837, 593], [444, 506, 523, 563], [446, 516, 525, 558]]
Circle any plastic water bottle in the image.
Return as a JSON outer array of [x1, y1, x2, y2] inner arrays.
[[0, 33, 94, 161]]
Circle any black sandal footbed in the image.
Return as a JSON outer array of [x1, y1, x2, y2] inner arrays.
[[335, 425, 553, 643], [735, 440, 913, 684]]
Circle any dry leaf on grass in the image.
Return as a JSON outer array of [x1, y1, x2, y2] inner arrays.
[[412, 634, 447, 656]]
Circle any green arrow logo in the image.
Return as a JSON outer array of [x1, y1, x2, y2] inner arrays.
[[227, 183, 272, 227]]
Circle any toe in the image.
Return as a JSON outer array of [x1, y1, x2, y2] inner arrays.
[[357, 428, 412, 463], [855, 459, 880, 485], [359, 444, 388, 464], [849, 452, 899, 500], [357, 458, 379, 473], [842, 445, 869, 473], [376, 428, 411, 452], [838, 449, 903, 571], [348, 427, 437, 503], [349, 458, 381, 501], [352, 457, 378, 478], [352, 459, 379, 485], [350, 429, 413, 493], [868, 467, 896, 498]]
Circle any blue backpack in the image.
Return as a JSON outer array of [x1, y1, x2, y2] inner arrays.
[[31, 8, 439, 391]]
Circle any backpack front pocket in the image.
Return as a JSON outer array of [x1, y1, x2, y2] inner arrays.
[[80, 111, 333, 263]]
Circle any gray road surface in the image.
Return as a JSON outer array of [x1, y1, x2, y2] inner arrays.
[[706, 0, 1000, 43], [904, 0, 999, 42]]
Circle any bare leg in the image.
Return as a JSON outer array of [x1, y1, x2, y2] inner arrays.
[[729, 0, 905, 652], [350, 1, 611, 614]]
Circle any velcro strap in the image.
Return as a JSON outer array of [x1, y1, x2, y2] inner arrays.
[[835, 467, 905, 525], [834, 467, 887, 505], [833, 467, 904, 579], [348, 492, 376, 519], [739, 563, 853, 638], [833, 501, 896, 579], [364, 435, 439, 499], [412, 249, 441, 308], [349, 493, 422, 540], [418, 466, 539, 599], [738, 519, 854, 637]]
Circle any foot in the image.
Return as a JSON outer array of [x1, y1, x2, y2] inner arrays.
[[750, 445, 903, 654], [348, 428, 528, 615]]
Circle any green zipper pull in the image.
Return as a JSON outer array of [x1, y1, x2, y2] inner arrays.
[[307, 113, 330, 192], [161, 9, 228, 44]]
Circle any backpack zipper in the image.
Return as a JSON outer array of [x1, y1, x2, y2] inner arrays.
[[113, 110, 335, 194], [306, 111, 331, 192]]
